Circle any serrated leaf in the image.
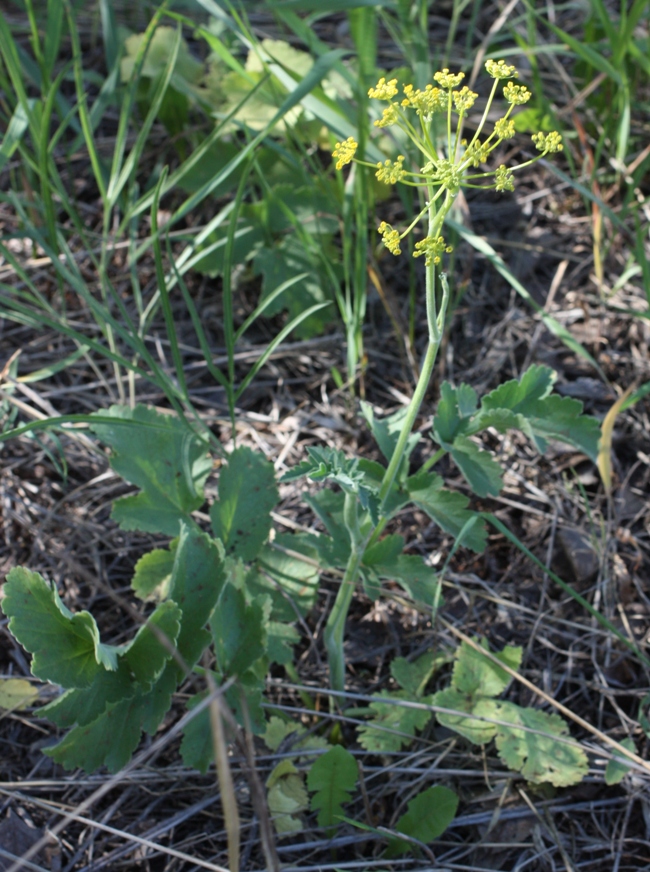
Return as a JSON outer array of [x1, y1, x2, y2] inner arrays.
[[210, 446, 278, 562], [391, 652, 438, 697], [307, 745, 357, 830], [1, 567, 118, 687], [250, 534, 320, 621], [481, 365, 556, 413], [375, 553, 439, 606], [45, 695, 145, 773], [388, 786, 458, 855], [605, 737, 635, 785], [360, 402, 419, 479], [449, 436, 504, 498], [357, 691, 433, 752], [363, 534, 405, 567], [406, 472, 487, 553], [433, 687, 500, 744], [212, 583, 266, 677], [452, 639, 522, 697], [267, 760, 309, 835], [131, 543, 177, 601], [267, 621, 300, 665], [90, 405, 212, 535], [495, 702, 589, 787], [179, 692, 213, 774], [120, 601, 182, 685], [0, 678, 39, 711]]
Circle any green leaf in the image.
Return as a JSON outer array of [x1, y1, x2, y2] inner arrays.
[[605, 738, 635, 786], [365, 551, 439, 606], [120, 601, 182, 686], [495, 702, 589, 787], [210, 446, 278, 562], [481, 365, 556, 413], [248, 534, 320, 621], [452, 639, 522, 697], [267, 759, 309, 835], [432, 687, 500, 744], [90, 405, 212, 535], [406, 472, 487, 553], [267, 621, 300, 665], [360, 402, 419, 479], [130, 542, 177, 601], [388, 785, 458, 855], [212, 582, 267, 677], [45, 696, 145, 773], [0, 678, 38, 711], [391, 652, 438, 697], [448, 437, 504, 498], [1, 568, 118, 687], [357, 691, 433, 752], [179, 692, 213, 773], [307, 745, 357, 830]]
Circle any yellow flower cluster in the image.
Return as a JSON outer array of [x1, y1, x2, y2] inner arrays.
[[374, 104, 400, 128], [332, 137, 358, 170], [532, 131, 563, 153], [378, 221, 402, 255], [503, 82, 531, 105], [401, 83, 446, 118], [375, 155, 406, 184], [453, 86, 478, 114], [368, 77, 398, 100], [464, 139, 491, 167], [495, 165, 515, 192], [494, 117, 516, 139], [434, 68, 465, 89], [485, 59, 518, 79], [413, 235, 453, 266]]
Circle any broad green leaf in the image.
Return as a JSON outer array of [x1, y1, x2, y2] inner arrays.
[[388, 785, 458, 855], [448, 437, 504, 498], [0, 678, 38, 711], [433, 687, 500, 744], [90, 405, 212, 535], [179, 692, 213, 773], [210, 446, 278, 562], [366, 552, 439, 606], [250, 534, 320, 621], [452, 640, 522, 697], [2, 567, 118, 687], [120, 25, 203, 84], [406, 472, 487, 553], [357, 691, 433, 752], [307, 745, 357, 830], [45, 695, 145, 773], [495, 702, 589, 787], [363, 534, 405, 567], [304, 489, 352, 567], [225, 668, 266, 734], [481, 365, 556, 413], [263, 716, 329, 754], [267, 621, 300, 665], [131, 542, 177, 601], [391, 652, 439, 697], [120, 601, 182, 686], [360, 402, 420, 478], [605, 738, 635, 786], [212, 583, 267, 677], [267, 759, 309, 835], [432, 382, 467, 444]]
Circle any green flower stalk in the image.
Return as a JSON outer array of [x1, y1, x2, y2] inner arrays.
[[324, 61, 563, 694]]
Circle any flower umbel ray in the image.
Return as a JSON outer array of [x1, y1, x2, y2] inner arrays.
[[332, 61, 563, 261]]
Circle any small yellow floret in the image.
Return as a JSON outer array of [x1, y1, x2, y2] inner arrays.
[[434, 68, 465, 89], [532, 131, 563, 153], [485, 59, 518, 79], [464, 139, 491, 167], [368, 77, 398, 100], [402, 83, 446, 118], [378, 221, 402, 256], [374, 104, 399, 128], [495, 165, 515, 192], [332, 137, 358, 170], [375, 155, 406, 185], [494, 117, 516, 139], [453, 86, 478, 114], [503, 82, 531, 105], [413, 235, 452, 267]]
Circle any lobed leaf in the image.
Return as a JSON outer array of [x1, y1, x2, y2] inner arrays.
[[307, 745, 357, 830], [406, 472, 487, 553], [388, 785, 459, 856], [357, 691, 433, 752], [90, 405, 212, 535]]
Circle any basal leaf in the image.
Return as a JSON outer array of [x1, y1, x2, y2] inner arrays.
[[267, 620, 300, 665], [0, 678, 39, 711], [452, 639, 522, 697], [210, 446, 278, 562], [495, 702, 589, 787], [179, 692, 213, 774], [449, 436, 504, 498], [432, 687, 500, 744], [45, 695, 145, 773], [90, 405, 212, 535], [131, 542, 177, 601], [391, 651, 438, 697], [212, 582, 267, 677], [307, 745, 357, 830], [406, 472, 487, 553], [357, 691, 433, 752], [250, 533, 320, 621], [267, 760, 309, 835], [480, 365, 556, 413], [120, 601, 182, 685], [388, 785, 458, 856], [605, 737, 635, 786], [366, 552, 438, 606], [2, 567, 118, 688]]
